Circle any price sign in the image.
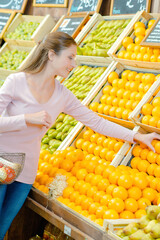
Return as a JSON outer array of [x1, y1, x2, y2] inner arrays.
[[0, 0, 28, 13], [67, 0, 102, 15], [110, 0, 151, 15], [0, 11, 16, 39], [33, 0, 68, 7], [141, 18, 160, 47], [53, 14, 89, 38], [64, 225, 71, 236]]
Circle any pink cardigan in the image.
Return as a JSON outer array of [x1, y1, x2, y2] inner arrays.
[[0, 72, 135, 184]]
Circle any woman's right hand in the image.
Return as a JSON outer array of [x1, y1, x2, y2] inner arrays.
[[25, 111, 52, 128]]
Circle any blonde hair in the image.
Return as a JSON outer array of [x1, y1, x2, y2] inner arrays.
[[21, 32, 76, 74]]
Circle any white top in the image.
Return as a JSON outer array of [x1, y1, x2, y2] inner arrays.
[[0, 72, 135, 184]]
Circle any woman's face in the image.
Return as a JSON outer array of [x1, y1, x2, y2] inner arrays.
[[50, 44, 77, 78]]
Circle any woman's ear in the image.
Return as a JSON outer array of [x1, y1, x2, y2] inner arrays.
[[48, 49, 55, 61]]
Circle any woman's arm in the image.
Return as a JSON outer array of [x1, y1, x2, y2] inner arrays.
[[0, 75, 27, 133], [63, 86, 160, 149]]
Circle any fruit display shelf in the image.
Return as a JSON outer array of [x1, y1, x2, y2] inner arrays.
[[59, 124, 131, 167], [108, 10, 160, 70], [27, 189, 111, 240], [86, 61, 160, 130], [0, 42, 36, 78], [129, 76, 160, 135], [75, 13, 134, 64], [61, 60, 114, 106], [4, 13, 55, 47]]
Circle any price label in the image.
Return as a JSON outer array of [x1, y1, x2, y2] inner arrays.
[[64, 225, 71, 236]]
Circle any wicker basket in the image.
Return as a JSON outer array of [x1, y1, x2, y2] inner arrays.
[[0, 152, 25, 184]]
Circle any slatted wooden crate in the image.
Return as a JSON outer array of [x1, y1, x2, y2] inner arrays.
[[62, 60, 114, 106], [129, 76, 160, 134], [4, 13, 55, 47], [108, 11, 160, 70], [59, 123, 131, 167], [0, 42, 36, 78], [75, 13, 134, 63], [84, 61, 160, 129]]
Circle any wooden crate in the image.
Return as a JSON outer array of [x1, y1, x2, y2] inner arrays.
[[84, 61, 160, 129], [62, 60, 114, 106], [0, 42, 36, 78], [4, 13, 55, 47], [108, 11, 160, 70], [27, 189, 111, 240], [129, 76, 160, 134], [75, 13, 134, 63], [59, 123, 131, 167]]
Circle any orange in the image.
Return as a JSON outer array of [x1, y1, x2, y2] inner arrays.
[[96, 206, 108, 219], [149, 116, 159, 127], [100, 194, 112, 206], [105, 150, 115, 161], [134, 44, 141, 53], [124, 52, 132, 60], [90, 174, 103, 186], [60, 159, 73, 172], [124, 198, 138, 213], [86, 160, 98, 173], [153, 193, 160, 205], [153, 48, 160, 56], [128, 186, 142, 200], [83, 130, 94, 141], [108, 198, 125, 213], [125, 100, 134, 110], [141, 115, 152, 125], [103, 209, 119, 219], [147, 164, 158, 176], [97, 178, 110, 191], [118, 99, 127, 107], [128, 71, 137, 81], [137, 197, 151, 210], [122, 37, 133, 48], [94, 145, 103, 156], [87, 143, 97, 154], [112, 98, 119, 107], [103, 105, 111, 115], [148, 19, 156, 28], [97, 136, 106, 146], [63, 187, 74, 198], [89, 102, 99, 112], [81, 141, 90, 151], [112, 186, 128, 200], [131, 157, 140, 168], [94, 218, 104, 226], [81, 210, 89, 217], [115, 107, 124, 119], [114, 142, 123, 153], [142, 187, 157, 202], [156, 155, 160, 165], [88, 202, 100, 215], [133, 173, 148, 189], [154, 166, 160, 178], [85, 173, 94, 183], [117, 50, 126, 58], [143, 53, 151, 62], [79, 182, 91, 195], [39, 149, 49, 160], [126, 43, 135, 52], [118, 174, 133, 189], [93, 190, 106, 202], [136, 53, 144, 61], [76, 138, 84, 149], [75, 195, 87, 206], [86, 186, 98, 198], [116, 89, 125, 98], [135, 209, 146, 218], [90, 133, 100, 143], [137, 160, 150, 172], [117, 78, 127, 88], [134, 36, 144, 44], [87, 214, 96, 221], [134, 21, 145, 30], [70, 191, 80, 202], [152, 106, 160, 118], [74, 180, 85, 191], [108, 139, 117, 151], [108, 106, 116, 117], [99, 148, 108, 159], [141, 103, 153, 115], [135, 27, 145, 37], [106, 184, 117, 195], [109, 171, 121, 185], [38, 185, 49, 194], [102, 165, 116, 178], [147, 151, 158, 164], [152, 97, 160, 107], [95, 164, 105, 176], [97, 104, 106, 114], [120, 211, 135, 219], [67, 176, 77, 187], [43, 153, 51, 162], [76, 169, 88, 180], [108, 71, 119, 84], [150, 55, 157, 62], [100, 94, 108, 104], [112, 79, 119, 88], [155, 141, 160, 154], [132, 145, 142, 157], [121, 70, 131, 80], [102, 85, 112, 95]]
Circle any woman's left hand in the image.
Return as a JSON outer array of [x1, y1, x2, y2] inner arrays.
[[133, 132, 160, 152]]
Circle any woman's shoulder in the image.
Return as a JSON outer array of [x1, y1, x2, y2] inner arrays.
[[6, 71, 25, 82]]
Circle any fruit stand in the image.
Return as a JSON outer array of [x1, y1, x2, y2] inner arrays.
[[1, 0, 160, 239]]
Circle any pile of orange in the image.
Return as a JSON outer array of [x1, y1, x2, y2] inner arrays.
[[89, 70, 159, 120], [141, 96, 160, 128], [117, 19, 160, 62]]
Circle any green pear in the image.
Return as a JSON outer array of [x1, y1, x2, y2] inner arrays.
[[116, 229, 126, 238], [123, 222, 139, 235], [56, 113, 66, 122], [144, 219, 158, 233], [157, 213, 160, 221], [150, 223, 160, 238], [129, 229, 147, 240], [146, 205, 160, 220], [138, 215, 150, 229]]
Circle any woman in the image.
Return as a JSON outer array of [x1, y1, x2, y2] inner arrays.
[[0, 32, 159, 239]]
